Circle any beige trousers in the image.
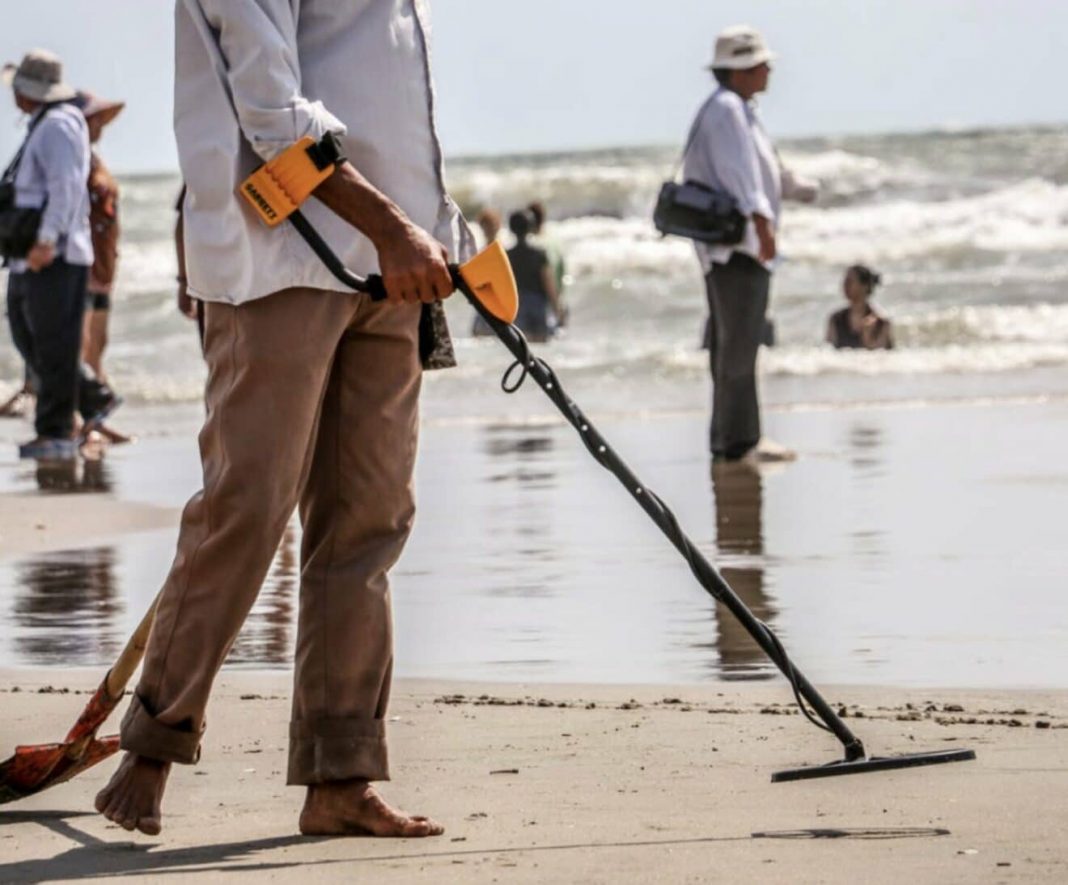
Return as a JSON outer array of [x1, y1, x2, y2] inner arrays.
[[120, 287, 423, 784]]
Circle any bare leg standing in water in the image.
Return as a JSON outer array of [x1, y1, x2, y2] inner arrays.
[[77, 91, 130, 445]]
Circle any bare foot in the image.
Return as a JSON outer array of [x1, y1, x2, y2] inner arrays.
[[97, 423, 135, 445], [94, 752, 170, 835], [299, 781, 444, 838]]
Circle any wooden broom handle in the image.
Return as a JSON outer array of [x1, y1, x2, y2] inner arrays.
[[103, 595, 160, 700]]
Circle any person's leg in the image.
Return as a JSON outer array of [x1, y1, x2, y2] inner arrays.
[[95, 286, 359, 834], [73, 293, 120, 428], [291, 298, 441, 836], [6, 273, 35, 374], [515, 291, 549, 342], [21, 261, 87, 440], [2, 275, 36, 417], [81, 293, 110, 382], [703, 269, 719, 452], [709, 254, 770, 459]]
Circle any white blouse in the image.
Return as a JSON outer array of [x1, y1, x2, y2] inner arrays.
[[682, 87, 783, 273]]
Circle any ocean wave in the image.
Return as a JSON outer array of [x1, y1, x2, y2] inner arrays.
[[449, 162, 666, 221], [763, 343, 1068, 376], [779, 149, 933, 202], [897, 302, 1068, 347], [547, 340, 1068, 379], [448, 146, 957, 221], [783, 179, 1068, 263], [463, 179, 1068, 284]]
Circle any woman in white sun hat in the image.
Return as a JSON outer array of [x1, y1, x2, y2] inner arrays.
[[682, 25, 817, 464]]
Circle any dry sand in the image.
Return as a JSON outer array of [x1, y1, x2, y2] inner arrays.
[[1, 671, 1066, 883]]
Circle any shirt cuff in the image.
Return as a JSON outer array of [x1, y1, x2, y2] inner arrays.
[[739, 192, 774, 220], [36, 221, 59, 245], [249, 99, 348, 162]]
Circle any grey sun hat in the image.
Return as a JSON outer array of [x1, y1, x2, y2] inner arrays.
[[2, 49, 76, 103], [707, 25, 776, 71]]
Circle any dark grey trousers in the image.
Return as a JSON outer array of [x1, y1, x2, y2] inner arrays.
[[704, 252, 770, 458], [7, 262, 110, 439]]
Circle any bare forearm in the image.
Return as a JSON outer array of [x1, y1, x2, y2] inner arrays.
[[313, 162, 409, 250], [752, 213, 776, 262], [312, 161, 452, 304]]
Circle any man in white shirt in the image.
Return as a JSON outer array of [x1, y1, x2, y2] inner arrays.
[[683, 25, 815, 462], [2, 50, 118, 460], [94, 0, 473, 838]]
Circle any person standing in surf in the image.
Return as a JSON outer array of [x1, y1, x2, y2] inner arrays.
[[94, 0, 473, 838], [507, 208, 562, 342], [683, 25, 816, 463], [76, 90, 132, 444], [527, 200, 568, 328]]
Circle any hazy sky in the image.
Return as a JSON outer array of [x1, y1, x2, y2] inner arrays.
[[1, 1, 1064, 173]]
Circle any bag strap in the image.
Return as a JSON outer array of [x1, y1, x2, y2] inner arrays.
[[671, 88, 723, 182], [2, 105, 57, 183]]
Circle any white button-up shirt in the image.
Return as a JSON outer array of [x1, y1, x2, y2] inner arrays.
[[176, 0, 474, 306], [682, 88, 781, 274], [9, 103, 93, 270]]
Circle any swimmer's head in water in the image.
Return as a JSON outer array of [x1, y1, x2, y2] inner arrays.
[[844, 264, 881, 302]]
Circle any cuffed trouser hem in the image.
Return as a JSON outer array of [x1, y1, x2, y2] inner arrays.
[[119, 694, 203, 764], [287, 718, 390, 785]]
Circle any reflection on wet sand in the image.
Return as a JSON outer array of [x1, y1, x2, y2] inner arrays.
[[847, 422, 889, 563], [12, 546, 121, 666], [226, 523, 298, 667], [480, 425, 562, 600], [849, 422, 885, 476], [4, 523, 301, 670], [33, 457, 113, 494], [483, 425, 557, 490], [708, 461, 778, 681]]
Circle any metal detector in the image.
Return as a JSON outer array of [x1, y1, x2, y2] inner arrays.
[[291, 214, 976, 784]]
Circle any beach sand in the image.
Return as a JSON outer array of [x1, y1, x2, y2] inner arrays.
[[1, 398, 1067, 880], [0, 671, 1066, 883]]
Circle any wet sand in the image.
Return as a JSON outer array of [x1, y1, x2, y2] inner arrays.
[[1, 397, 1066, 687], [1, 671, 1066, 883]]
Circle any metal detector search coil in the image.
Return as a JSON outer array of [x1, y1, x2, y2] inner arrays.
[[239, 132, 346, 227]]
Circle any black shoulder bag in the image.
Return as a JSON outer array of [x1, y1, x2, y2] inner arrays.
[[0, 111, 49, 262], [653, 97, 746, 246]]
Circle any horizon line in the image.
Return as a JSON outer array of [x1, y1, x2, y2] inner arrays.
[[110, 118, 1068, 178]]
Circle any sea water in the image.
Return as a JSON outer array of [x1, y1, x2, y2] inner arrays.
[[3, 124, 1066, 424], [1, 126, 1067, 685]]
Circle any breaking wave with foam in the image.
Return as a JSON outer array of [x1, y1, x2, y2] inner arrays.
[[1, 125, 1066, 416]]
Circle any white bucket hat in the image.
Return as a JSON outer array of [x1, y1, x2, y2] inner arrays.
[[2, 49, 76, 103], [707, 25, 776, 71]]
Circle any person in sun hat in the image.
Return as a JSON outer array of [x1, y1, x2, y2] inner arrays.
[[74, 89, 132, 444], [1, 50, 119, 461], [682, 26, 817, 464]]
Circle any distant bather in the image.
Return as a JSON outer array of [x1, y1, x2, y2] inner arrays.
[[826, 264, 894, 350]]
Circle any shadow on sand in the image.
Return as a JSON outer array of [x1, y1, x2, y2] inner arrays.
[[1, 809, 950, 882]]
